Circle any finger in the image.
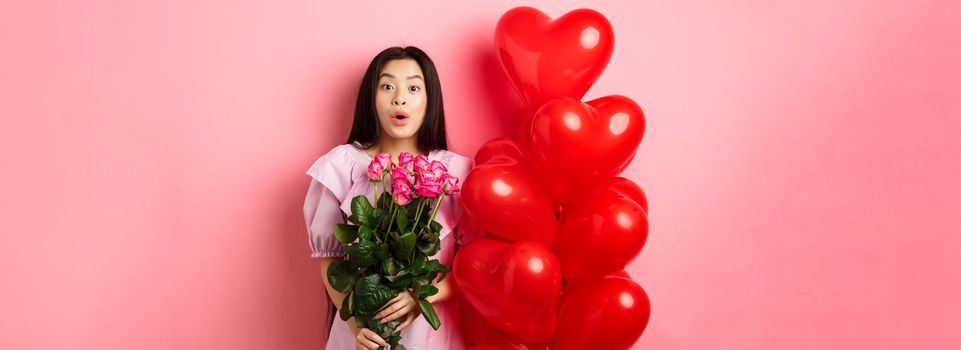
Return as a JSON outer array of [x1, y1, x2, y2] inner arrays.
[[357, 329, 387, 349], [356, 335, 378, 350], [379, 303, 415, 323], [395, 313, 414, 332], [374, 299, 406, 319], [386, 293, 403, 304], [366, 331, 388, 347], [378, 291, 412, 311], [375, 294, 404, 314], [375, 298, 412, 320]]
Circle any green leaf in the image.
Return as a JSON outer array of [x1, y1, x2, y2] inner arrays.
[[388, 275, 412, 289], [417, 239, 440, 256], [418, 299, 441, 330], [382, 257, 402, 276], [326, 259, 354, 293], [339, 291, 353, 321], [384, 270, 409, 283], [372, 242, 389, 260], [358, 225, 373, 240], [377, 191, 392, 209], [411, 255, 427, 275], [395, 205, 409, 233], [379, 319, 400, 339], [347, 214, 360, 225], [351, 195, 374, 226], [423, 259, 448, 282], [414, 275, 431, 286], [368, 318, 385, 337], [418, 284, 438, 299], [346, 240, 376, 268], [353, 274, 397, 317], [333, 224, 358, 244], [411, 284, 421, 300], [429, 220, 442, 233], [387, 333, 404, 350], [435, 264, 450, 282], [372, 208, 385, 226], [390, 232, 417, 261]]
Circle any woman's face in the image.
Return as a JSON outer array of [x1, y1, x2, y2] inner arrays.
[[375, 58, 427, 142]]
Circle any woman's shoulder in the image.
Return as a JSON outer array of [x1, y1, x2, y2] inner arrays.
[[309, 143, 356, 165], [433, 149, 473, 179], [306, 143, 368, 184], [438, 149, 471, 163]]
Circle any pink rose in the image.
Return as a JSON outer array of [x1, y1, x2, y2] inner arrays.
[[392, 180, 412, 205], [428, 160, 448, 178], [414, 171, 443, 198], [413, 155, 430, 172], [391, 166, 412, 186], [367, 161, 385, 181], [397, 152, 414, 170], [374, 152, 392, 169], [368, 152, 392, 181], [441, 173, 460, 194]]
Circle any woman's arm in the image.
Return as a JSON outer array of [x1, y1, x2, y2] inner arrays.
[[319, 257, 361, 335], [321, 258, 389, 349], [322, 241, 458, 338], [425, 273, 455, 304]]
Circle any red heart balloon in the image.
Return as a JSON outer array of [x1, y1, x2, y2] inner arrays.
[[462, 140, 558, 246], [555, 276, 651, 350], [460, 301, 549, 350], [468, 346, 503, 350], [528, 95, 645, 204], [556, 182, 648, 284], [495, 7, 614, 111], [474, 138, 527, 167], [607, 270, 633, 280], [453, 239, 561, 343], [599, 177, 649, 215]]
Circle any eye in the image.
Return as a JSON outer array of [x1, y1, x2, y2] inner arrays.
[[381, 83, 394, 91], [409, 85, 421, 93]]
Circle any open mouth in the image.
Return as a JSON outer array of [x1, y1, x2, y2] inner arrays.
[[391, 111, 410, 126]]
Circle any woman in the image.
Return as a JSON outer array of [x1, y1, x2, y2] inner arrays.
[[303, 46, 477, 349]]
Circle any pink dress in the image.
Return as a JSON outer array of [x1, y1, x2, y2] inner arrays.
[[303, 142, 477, 350]]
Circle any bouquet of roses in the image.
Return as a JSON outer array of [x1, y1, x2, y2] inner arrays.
[[326, 151, 460, 350]]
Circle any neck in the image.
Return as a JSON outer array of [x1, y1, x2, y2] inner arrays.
[[367, 135, 425, 161]]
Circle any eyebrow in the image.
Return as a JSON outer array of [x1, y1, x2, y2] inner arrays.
[[379, 73, 424, 81]]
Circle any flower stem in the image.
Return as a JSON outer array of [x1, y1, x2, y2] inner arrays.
[[386, 203, 397, 234], [412, 198, 427, 229], [427, 194, 445, 225]]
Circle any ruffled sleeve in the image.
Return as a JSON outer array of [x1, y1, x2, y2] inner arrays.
[[303, 145, 355, 258], [436, 151, 484, 246]]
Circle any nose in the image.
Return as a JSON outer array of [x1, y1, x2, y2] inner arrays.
[[392, 97, 406, 106]]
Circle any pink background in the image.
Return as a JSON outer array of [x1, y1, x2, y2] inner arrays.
[[2, 0, 960, 349]]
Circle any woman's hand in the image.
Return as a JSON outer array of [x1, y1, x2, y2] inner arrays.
[[395, 307, 421, 332], [374, 291, 421, 328], [355, 328, 387, 350], [356, 290, 423, 350]]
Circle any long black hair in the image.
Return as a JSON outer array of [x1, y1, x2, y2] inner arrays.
[[346, 46, 448, 152]]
